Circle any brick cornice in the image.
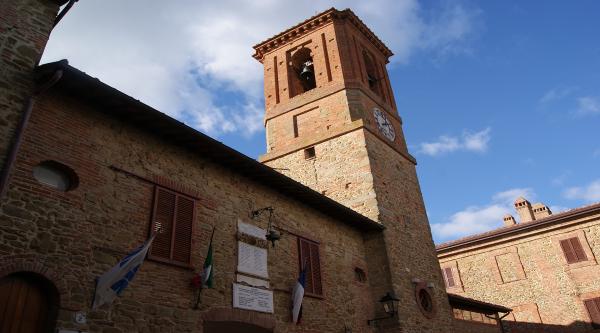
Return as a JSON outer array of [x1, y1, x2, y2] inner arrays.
[[252, 8, 393, 62]]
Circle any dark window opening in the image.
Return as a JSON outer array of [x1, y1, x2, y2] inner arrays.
[[289, 47, 316, 98], [304, 147, 316, 159], [354, 267, 367, 283], [362, 50, 381, 96]]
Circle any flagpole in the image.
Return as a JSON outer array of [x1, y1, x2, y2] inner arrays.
[[194, 226, 216, 309]]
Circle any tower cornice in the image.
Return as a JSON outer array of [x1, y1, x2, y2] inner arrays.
[[252, 8, 393, 63]]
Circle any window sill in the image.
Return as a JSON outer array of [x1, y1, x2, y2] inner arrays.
[[148, 256, 194, 270], [566, 259, 597, 270]]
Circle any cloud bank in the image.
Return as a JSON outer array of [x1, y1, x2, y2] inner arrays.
[[42, 0, 481, 137], [419, 127, 491, 156]]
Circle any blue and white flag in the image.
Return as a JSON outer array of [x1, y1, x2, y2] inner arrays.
[[291, 267, 306, 324], [92, 234, 155, 309]]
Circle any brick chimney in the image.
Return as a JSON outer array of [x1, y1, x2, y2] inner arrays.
[[503, 214, 517, 227], [532, 203, 552, 220], [514, 197, 535, 223]]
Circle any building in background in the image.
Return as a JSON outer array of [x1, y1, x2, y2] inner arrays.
[[0, 2, 510, 332], [438, 197, 600, 332]]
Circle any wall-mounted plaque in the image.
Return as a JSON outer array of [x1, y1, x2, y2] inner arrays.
[[237, 242, 268, 278], [233, 283, 274, 313], [238, 220, 267, 240]]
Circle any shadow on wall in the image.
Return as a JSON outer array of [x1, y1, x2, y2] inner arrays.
[[503, 320, 596, 333]]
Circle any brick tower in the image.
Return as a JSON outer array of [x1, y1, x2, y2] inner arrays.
[[253, 8, 455, 332]]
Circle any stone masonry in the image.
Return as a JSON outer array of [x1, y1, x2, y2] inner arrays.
[[438, 199, 600, 332]]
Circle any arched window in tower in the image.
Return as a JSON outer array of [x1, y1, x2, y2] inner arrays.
[[362, 50, 381, 96], [288, 47, 316, 98]]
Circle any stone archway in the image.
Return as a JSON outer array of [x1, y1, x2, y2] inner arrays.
[[200, 307, 275, 333], [0, 271, 60, 333]]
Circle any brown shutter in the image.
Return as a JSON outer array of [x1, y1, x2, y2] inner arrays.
[[150, 188, 176, 260], [444, 267, 456, 287], [298, 238, 313, 294], [570, 237, 587, 262], [309, 243, 322, 295], [172, 196, 194, 264], [298, 237, 322, 296], [560, 239, 577, 264], [584, 298, 600, 327]]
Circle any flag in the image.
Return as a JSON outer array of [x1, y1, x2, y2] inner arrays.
[[202, 229, 214, 288], [91, 234, 155, 309], [291, 266, 307, 324]]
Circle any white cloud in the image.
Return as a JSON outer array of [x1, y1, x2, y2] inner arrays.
[[564, 179, 600, 202], [42, 0, 481, 137], [576, 96, 600, 116], [539, 86, 577, 105], [432, 187, 534, 241], [419, 127, 491, 156]]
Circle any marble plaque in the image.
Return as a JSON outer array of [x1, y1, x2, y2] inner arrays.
[[238, 220, 267, 240], [237, 242, 268, 278], [232, 283, 274, 313], [237, 274, 269, 288]]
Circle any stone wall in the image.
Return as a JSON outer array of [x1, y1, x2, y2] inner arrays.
[[438, 214, 600, 332], [0, 0, 61, 175], [0, 89, 383, 333]]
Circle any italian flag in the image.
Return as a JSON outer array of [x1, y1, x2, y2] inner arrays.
[[202, 235, 214, 288]]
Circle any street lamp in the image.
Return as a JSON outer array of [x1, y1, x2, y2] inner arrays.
[[367, 292, 400, 326]]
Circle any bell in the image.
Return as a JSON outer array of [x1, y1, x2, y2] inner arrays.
[[299, 61, 314, 81], [266, 229, 281, 247]]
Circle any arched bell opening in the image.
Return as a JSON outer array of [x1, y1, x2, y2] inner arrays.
[[362, 50, 382, 97], [0, 271, 60, 333], [289, 47, 316, 97]]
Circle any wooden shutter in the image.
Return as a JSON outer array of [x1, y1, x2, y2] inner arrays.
[[150, 188, 176, 260], [443, 267, 456, 288], [570, 237, 587, 261], [561, 237, 587, 264], [150, 187, 195, 265], [172, 196, 194, 264], [298, 237, 322, 296], [584, 298, 600, 328]]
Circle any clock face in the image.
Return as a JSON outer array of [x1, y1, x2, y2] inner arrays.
[[373, 108, 396, 141]]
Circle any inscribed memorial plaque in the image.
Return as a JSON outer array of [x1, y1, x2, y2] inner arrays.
[[237, 242, 268, 278], [232, 283, 274, 313]]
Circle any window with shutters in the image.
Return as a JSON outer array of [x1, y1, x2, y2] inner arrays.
[[298, 237, 322, 296], [560, 237, 588, 264], [584, 297, 600, 328], [442, 267, 456, 288], [149, 186, 195, 266]]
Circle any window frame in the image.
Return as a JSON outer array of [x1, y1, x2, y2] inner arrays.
[[553, 231, 596, 269], [148, 186, 196, 268], [440, 261, 463, 291], [584, 297, 600, 329], [297, 236, 323, 298]]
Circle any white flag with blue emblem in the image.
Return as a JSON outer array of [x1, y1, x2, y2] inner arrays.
[[92, 234, 155, 309]]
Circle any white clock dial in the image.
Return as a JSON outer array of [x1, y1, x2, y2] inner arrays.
[[373, 108, 396, 141]]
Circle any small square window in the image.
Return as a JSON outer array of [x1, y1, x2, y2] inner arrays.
[[304, 147, 316, 159]]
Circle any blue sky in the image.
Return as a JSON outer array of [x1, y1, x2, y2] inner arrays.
[[42, 0, 600, 243]]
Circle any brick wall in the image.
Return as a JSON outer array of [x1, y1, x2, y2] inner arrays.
[[0, 90, 383, 333], [438, 214, 600, 332]]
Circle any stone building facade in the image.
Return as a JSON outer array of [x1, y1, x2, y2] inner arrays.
[[1, 2, 510, 332], [438, 198, 600, 332]]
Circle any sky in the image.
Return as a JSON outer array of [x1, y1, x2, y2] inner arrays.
[[42, 0, 600, 244]]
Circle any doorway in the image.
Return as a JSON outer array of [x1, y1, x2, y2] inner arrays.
[[0, 272, 59, 333]]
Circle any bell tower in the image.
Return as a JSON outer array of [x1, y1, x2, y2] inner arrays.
[[254, 8, 454, 332]]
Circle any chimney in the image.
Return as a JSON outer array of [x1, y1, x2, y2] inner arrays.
[[503, 214, 517, 227], [532, 203, 552, 220], [514, 197, 535, 222]]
